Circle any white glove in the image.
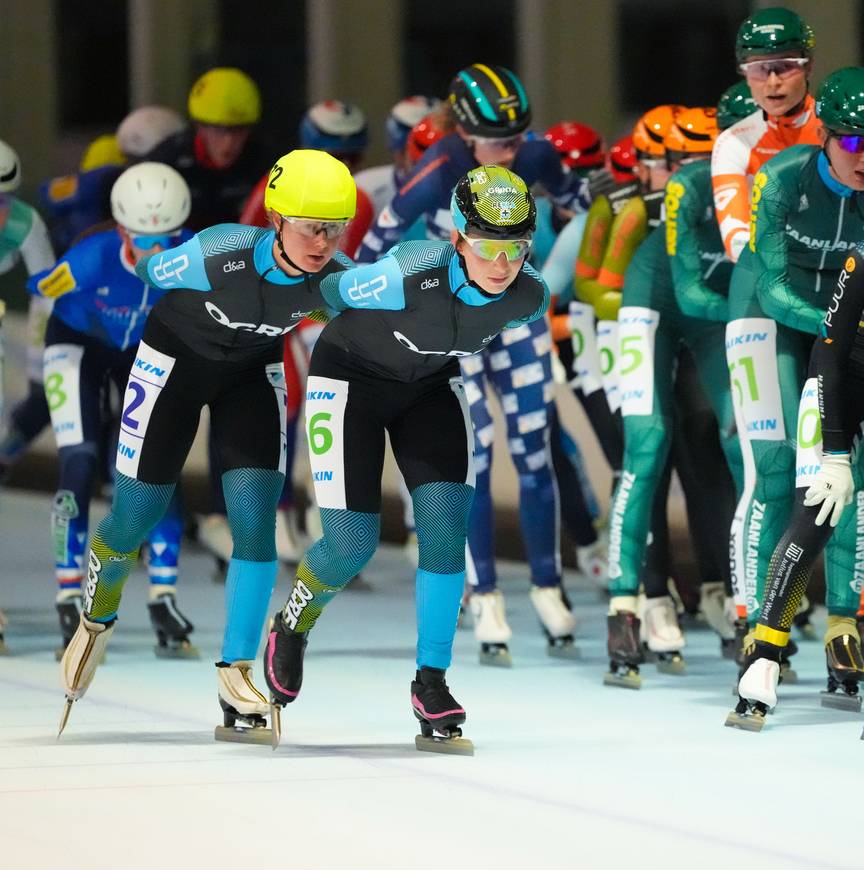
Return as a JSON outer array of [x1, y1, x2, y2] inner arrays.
[[803, 453, 854, 527]]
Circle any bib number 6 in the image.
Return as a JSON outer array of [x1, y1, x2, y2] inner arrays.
[[309, 412, 333, 455]]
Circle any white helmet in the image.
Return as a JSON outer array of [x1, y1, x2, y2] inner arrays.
[[0, 139, 21, 193], [116, 105, 186, 159], [386, 96, 442, 151], [110, 162, 190, 233]]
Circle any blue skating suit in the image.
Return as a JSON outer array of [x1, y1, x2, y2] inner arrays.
[[29, 227, 192, 593]]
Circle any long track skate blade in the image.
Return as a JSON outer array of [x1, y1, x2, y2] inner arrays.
[[270, 704, 282, 750], [724, 711, 765, 732], [414, 734, 474, 756], [479, 649, 512, 668], [820, 691, 862, 713], [57, 698, 73, 738], [603, 671, 641, 690], [154, 642, 200, 660], [214, 725, 275, 746], [656, 658, 686, 676], [547, 642, 580, 660]]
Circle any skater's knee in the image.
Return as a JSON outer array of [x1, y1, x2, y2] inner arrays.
[[311, 508, 379, 577], [101, 474, 175, 552], [413, 483, 473, 574]]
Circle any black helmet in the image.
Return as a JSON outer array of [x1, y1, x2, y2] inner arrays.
[[448, 63, 531, 138]]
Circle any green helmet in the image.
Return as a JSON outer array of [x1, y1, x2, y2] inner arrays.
[[735, 7, 815, 64], [815, 67, 864, 134], [450, 165, 535, 239], [717, 82, 757, 130]]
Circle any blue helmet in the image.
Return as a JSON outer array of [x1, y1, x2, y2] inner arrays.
[[299, 101, 368, 155]]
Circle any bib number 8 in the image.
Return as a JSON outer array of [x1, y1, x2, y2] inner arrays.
[[45, 372, 67, 411], [309, 412, 333, 455]]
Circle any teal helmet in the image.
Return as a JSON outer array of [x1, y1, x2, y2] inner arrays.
[[735, 7, 815, 64], [815, 67, 864, 134], [450, 165, 535, 239], [717, 82, 757, 130]]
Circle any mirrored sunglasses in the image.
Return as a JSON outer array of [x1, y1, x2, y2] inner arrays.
[[832, 133, 864, 155], [460, 233, 531, 262], [130, 230, 183, 250]]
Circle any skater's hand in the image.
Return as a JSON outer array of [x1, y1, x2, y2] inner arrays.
[[803, 453, 853, 527]]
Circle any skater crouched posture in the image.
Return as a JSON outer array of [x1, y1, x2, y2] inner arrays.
[[730, 69, 864, 731], [58, 150, 355, 740], [30, 163, 195, 659], [264, 166, 549, 753]]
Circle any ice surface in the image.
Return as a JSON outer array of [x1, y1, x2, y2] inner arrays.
[[0, 491, 859, 870]]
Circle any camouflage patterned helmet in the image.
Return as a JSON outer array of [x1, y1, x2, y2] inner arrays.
[[815, 67, 864, 135], [716, 82, 757, 130], [450, 165, 536, 239], [735, 7, 815, 64]]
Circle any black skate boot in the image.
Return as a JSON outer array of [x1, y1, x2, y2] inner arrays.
[[55, 592, 84, 661], [0, 610, 7, 655], [820, 617, 864, 712], [263, 610, 309, 747], [411, 667, 473, 755], [147, 591, 199, 658], [603, 609, 644, 690]]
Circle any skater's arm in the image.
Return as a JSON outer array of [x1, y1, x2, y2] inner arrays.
[[319, 254, 406, 312], [751, 167, 823, 335], [667, 174, 728, 322], [812, 248, 864, 454]]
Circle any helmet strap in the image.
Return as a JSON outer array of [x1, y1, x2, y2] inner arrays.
[[275, 216, 308, 275]]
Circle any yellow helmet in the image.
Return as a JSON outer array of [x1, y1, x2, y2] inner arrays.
[[188, 67, 261, 126], [80, 134, 126, 171], [264, 150, 357, 220]]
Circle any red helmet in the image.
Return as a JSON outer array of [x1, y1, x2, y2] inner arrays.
[[609, 135, 636, 183], [544, 121, 605, 171], [406, 113, 448, 164]]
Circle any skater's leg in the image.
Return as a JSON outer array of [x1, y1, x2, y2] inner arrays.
[[459, 353, 497, 594], [390, 375, 475, 670], [210, 361, 294, 663], [488, 320, 561, 589]]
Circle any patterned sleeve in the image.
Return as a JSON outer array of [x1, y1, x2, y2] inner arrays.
[[319, 254, 406, 311]]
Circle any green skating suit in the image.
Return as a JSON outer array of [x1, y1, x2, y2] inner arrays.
[[726, 145, 864, 623], [606, 160, 738, 595]]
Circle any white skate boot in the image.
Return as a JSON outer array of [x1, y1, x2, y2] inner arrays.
[[58, 615, 115, 736], [699, 581, 736, 658], [577, 540, 608, 591], [725, 657, 779, 732], [470, 590, 513, 667], [215, 660, 277, 745], [275, 507, 302, 565], [643, 596, 686, 674], [530, 585, 578, 659], [197, 513, 233, 582]]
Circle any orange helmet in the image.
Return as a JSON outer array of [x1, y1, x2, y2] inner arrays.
[[406, 113, 448, 164], [664, 107, 718, 162], [632, 105, 681, 160]]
